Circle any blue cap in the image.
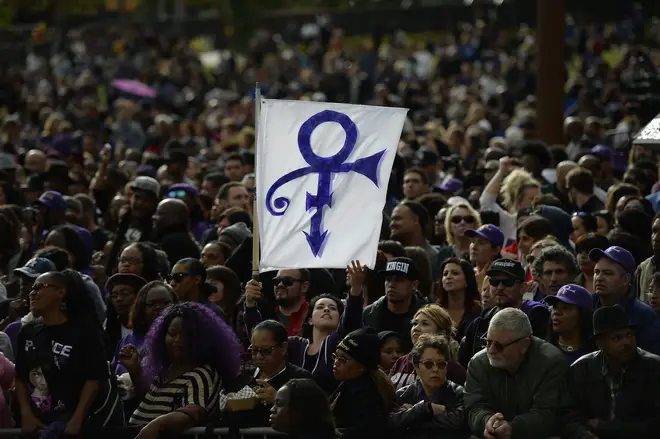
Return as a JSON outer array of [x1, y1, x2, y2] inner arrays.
[[36, 191, 66, 210], [544, 284, 593, 311], [13, 258, 56, 279], [465, 224, 505, 247], [589, 246, 637, 274]]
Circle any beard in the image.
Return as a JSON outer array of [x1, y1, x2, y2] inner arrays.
[[276, 297, 293, 307]]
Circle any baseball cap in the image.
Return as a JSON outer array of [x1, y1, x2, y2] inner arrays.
[[130, 176, 161, 198], [543, 284, 593, 311], [381, 257, 419, 280], [486, 259, 525, 282], [591, 144, 612, 160], [414, 148, 439, 166], [14, 258, 57, 279], [588, 246, 636, 274], [36, 191, 66, 210], [465, 224, 505, 247], [168, 183, 198, 198], [438, 177, 463, 193]]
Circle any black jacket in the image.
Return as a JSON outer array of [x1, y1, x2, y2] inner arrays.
[[568, 348, 660, 439], [458, 302, 549, 367], [389, 381, 468, 439], [330, 373, 391, 439], [363, 295, 427, 351], [154, 224, 200, 267]]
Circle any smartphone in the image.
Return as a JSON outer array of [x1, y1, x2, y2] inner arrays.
[[23, 207, 38, 223]]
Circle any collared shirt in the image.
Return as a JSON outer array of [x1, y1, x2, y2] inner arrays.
[[601, 359, 626, 421]]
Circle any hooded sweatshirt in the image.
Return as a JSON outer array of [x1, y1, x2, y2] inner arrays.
[[218, 222, 252, 249]]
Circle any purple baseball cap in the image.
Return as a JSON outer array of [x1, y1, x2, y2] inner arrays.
[[591, 144, 612, 160], [35, 191, 66, 210], [464, 224, 505, 247], [589, 246, 637, 274], [168, 183, 198, 198], [543, 284, 593, 311], [439, 177, 463, 193]]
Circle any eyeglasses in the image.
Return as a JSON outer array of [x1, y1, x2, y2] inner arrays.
[[166, 273, 194, 283], [31, 283, 61, 292], [248, 345, 279, 356], [451, 215, 475, 224], [419, 360, 447, 370], [118, 257, 142, 264], [168, 190, 187, 199], [481, 335, 528, 352], [273, 276, 302, 287], [332, 353, 350, 365], [488, 278, 518, 287]]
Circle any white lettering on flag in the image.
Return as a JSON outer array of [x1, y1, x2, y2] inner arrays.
[[257, 99, 408, 271]]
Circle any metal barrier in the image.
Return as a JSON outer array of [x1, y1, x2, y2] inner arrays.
[[0, 427, 283, 439]]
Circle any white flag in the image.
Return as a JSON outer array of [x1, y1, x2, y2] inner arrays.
[[256, 99, 408, 272]]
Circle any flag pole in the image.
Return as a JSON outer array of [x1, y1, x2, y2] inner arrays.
[[252, 83, 261, 280]]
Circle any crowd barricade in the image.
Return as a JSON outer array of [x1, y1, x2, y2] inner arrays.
[[0, 427, 283, 438]]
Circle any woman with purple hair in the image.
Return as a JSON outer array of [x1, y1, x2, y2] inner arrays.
[[121, 302, 242, 439]]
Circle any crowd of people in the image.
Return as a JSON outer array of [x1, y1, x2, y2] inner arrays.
[[0, 4, 659, 439]]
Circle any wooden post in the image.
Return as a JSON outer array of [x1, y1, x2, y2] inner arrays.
[[252, 84, 261, 280], [536, 0, 566, 145]]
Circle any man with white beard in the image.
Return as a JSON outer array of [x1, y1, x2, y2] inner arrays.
[[463, 308, 568, 439]]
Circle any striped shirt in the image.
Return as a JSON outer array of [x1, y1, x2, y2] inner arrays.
[[129, 364, 220, 425]]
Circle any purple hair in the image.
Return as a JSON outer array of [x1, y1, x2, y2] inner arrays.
[[141, 302, 242, 389]]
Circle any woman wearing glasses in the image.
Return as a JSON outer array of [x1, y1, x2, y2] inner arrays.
[[117, 243, 162, 281], [442, 203, 481, 259], [128, 302, 241, 438], [167, 258, 225, 318], [245, 261, 365, 394], [230, 320, 313, 427], [15, 270, 124, 436], [389, 334, 467, 439], [102, 273, 147, 361]]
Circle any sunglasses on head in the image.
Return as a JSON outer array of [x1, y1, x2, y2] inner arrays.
[[418, 360, 447, 370], [273, 276, 302, 287], [168, 190, 187, 199], [451, 215, 475, 224], [166, 273, 194, 283], [488, 278, 518, 287]]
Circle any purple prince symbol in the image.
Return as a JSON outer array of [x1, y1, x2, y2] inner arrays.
[[265, 109, 386, 257]]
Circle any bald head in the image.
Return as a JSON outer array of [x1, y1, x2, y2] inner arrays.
[[154, 198, 188, 232], [578, 155, 600, 177], [25, 150, 46, 173]]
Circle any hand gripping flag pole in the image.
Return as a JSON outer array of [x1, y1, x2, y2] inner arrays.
[[252, 83, 261, 280]]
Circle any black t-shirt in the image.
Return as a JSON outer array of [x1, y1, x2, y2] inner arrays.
[[16, 319, 111, 422]]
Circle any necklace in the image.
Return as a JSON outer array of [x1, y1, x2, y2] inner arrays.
[[558, 341, 580, 352]]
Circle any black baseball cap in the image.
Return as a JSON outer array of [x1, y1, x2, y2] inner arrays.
[[486, 259, 525, 282], [381, 257, 419, 280]]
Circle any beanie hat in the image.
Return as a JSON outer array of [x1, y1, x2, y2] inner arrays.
[[337, 327, 381, 370]]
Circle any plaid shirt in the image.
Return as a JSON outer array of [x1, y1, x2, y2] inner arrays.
[[601, 359, 627, 421]]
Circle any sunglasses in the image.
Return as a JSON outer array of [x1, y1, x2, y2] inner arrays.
[[31, 283, 61, 292], [168, 190, 187, 199], [166, 273, 194, 283], [248, 345, 279, 356], [488, 278, 518, 287], [451, 215, 475, 224], [481, 335, 528, 352], [273, 276, 302, 287], [418, 360, 447, 370]]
